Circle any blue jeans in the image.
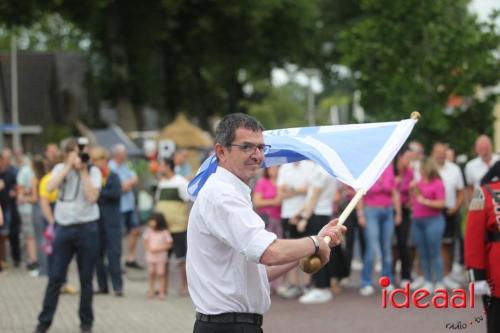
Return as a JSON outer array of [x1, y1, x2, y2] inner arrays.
[[411, 215, 445, 283], [37, 221, 98, 330], [361, 206, 395, 287]]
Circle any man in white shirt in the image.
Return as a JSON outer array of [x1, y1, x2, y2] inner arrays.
[[187, 113, 346, 333], [432, 143, 464, 289], [465, 135, 499, 199], [409, 140, 425, 181], [292, 164, 341, 304], [275, 160, 313, 298]]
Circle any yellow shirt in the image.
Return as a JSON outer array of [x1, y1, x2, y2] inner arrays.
[[39, 173, 58, 203]]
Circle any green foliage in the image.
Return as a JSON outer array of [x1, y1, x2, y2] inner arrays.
[[42, 125, 72, 144], [0, 13, 89, 52], [243, 81, 308, 129], [0, 0, 497, 159], [337, 0, 499, 155]]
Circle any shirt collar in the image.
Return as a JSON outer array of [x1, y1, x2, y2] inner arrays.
[[215, 166, 252, 196]]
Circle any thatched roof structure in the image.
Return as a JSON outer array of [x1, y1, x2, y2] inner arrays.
[[158, 114, 213, 149]]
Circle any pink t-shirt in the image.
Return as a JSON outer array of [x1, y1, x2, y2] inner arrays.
[[411, 178, 445, 219], [254, 178, 281, 220], [398, 167, 414, 205], [364, 165, 396, 207], [143, 228, 173, 263]]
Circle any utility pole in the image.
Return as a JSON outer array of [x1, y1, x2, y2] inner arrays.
[[11, 34, 20, 151], [0, 60, 4, 148]]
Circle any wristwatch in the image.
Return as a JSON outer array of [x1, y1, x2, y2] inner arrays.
[[309, 235, 320, 256]]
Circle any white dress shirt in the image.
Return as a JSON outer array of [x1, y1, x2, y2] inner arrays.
[[464, 154, 499, 188], [438, 161, 464, 209], [277, 160, 315, 218], [307, 165, 338, 216], [187, 167, 277, 315]]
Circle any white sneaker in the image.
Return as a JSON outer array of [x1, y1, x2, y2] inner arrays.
[[280, 286, 303, 299], [29, 269, 40, 277], [399, 279, 411, 288], [276, 284, 290, 298], [339, 277, 350, 287], [359, 285, 375, 296], [443, 276, 460, 289], [299, 288, 332, 304], [410, 276, 425, 290], [386, 284, 395, 292], [351, 259, 363, 271], [421, 281, 433, 292], [434, 282, 446, 292]]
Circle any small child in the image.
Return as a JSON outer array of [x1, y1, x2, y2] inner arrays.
[[143, 213, 173, 299]]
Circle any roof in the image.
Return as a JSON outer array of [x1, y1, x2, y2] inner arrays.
[[91, 125, 143, 157]]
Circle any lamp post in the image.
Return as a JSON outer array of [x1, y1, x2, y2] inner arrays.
[[303, 68, 320, 126]]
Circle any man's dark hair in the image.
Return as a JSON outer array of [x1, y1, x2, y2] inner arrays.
[[215, 113, 264, 147], [161, 157, 175, 171]]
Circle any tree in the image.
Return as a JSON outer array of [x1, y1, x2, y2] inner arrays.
[[243, 80, 309, 129], [336, 0, 499, 154], [0, 0, 323, 130]]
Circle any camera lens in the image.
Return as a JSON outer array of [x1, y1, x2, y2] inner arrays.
[[80, 152, 90, 163]]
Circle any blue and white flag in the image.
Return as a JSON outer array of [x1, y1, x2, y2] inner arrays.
[[188, 118, 417, 199]]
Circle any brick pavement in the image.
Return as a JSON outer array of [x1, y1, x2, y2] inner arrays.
[[1, 263, 489, 333], [0, 263, 195, 333]]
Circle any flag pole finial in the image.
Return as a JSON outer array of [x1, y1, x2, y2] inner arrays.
[[410, 111, 421, 120]]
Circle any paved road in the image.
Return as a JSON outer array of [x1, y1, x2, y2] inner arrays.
[[0, 262, 487, 333]]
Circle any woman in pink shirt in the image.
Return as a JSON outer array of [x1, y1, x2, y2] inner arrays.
[[252, 166, 282, 294], [359, 164, 402, 296], [410, 158, 445, 291], [252, 166, 282, 237]]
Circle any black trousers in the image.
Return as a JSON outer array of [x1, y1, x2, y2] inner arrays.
[[484, 296, 500, 333], [394, 206, 412, 280], [193, 321, 263, 333], [8, 207, 21, 264], [306, 215, 348, 288]]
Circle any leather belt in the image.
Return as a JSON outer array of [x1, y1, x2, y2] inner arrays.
[[196, 312, 263, 326], [487, 231, 500, 242]]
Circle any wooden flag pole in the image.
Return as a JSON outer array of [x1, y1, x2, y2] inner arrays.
[[299, 111, 421, 274]]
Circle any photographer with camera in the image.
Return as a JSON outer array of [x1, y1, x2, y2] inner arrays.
[[35, 138, 102, 333]]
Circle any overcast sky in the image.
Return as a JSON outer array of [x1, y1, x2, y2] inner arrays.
[[469, 0, 499, 23]]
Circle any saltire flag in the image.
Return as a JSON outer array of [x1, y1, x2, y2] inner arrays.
[[188, 118, 417, 199]]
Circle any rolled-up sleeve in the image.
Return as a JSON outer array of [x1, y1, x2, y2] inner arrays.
[[90, 167, 102, 190], [208, 191, 277, 263]]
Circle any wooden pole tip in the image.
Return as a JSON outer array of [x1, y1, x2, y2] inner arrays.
[[410, 111, 421, 120]]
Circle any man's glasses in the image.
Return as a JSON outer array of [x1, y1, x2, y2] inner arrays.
[[229, 143, 271, 155]]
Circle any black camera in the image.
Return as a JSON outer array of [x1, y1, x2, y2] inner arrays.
[[78, 137, 90, 163]]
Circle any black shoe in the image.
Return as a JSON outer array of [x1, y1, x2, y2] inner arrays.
[[115, 290, 124, 297], [81, 327, 92, 333], [94, 289, 109, 295], [125, 261, 143, 270], [33, 325, 48, 333]]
